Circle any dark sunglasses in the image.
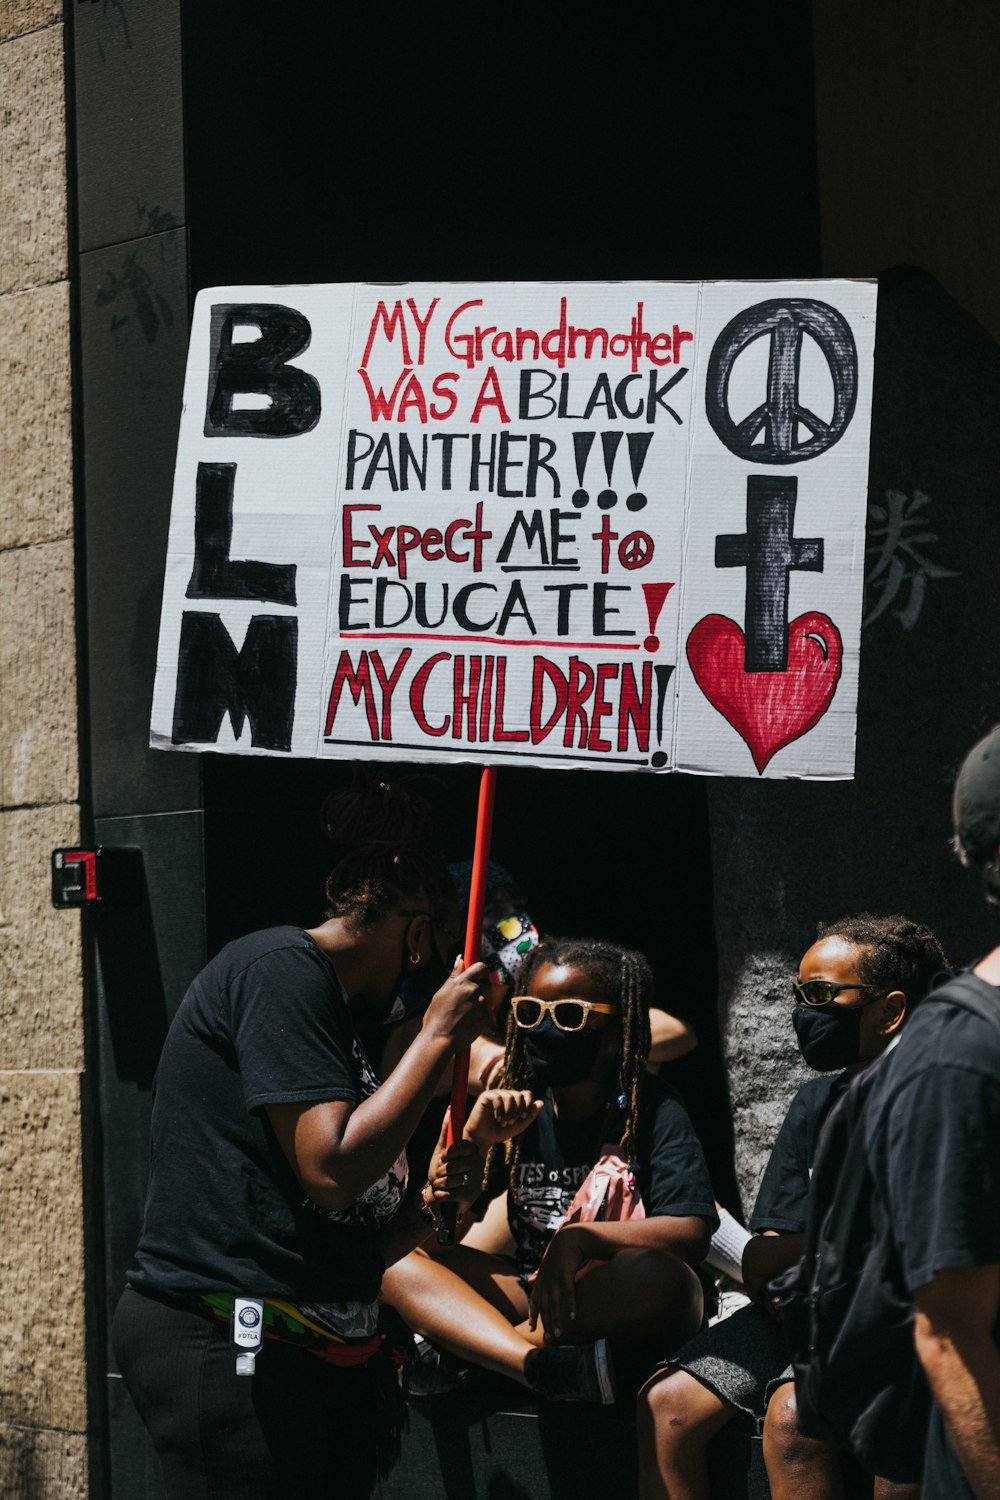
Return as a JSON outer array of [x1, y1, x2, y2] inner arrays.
[[512, 996, 619, 1033], [792, 979, 888, 1009]]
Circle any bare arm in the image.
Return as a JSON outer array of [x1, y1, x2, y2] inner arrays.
[[529, 1214, 712, 1336], [647, 1007, 698, 1065], [268, 960, 485, 1211], [554, 1213, 711, 1265], [914, 1265, 1000, 1499], [742, 1229, 805, 1303], [468, 1033, 506, 1092]]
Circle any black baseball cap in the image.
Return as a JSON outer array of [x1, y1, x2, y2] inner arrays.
[[953, 726, 1000, 862]]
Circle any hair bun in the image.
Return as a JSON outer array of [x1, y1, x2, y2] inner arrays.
[[319, 766, 457, 937], [320, 765, 435, 847]]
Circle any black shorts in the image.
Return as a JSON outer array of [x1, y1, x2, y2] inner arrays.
[[646, 1300, 791, 1421], [113, 1287, 383, 1500]]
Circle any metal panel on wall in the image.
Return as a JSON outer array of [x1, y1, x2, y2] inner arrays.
[[69, 5, 205, 1495], [71, 0, 185, 256], [78, 225, 199, 819]]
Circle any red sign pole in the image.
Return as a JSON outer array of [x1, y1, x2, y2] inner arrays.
[[437, 765, 497, 1245]]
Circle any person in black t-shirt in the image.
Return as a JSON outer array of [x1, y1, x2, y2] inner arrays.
[[637, 913, 948, 1500], [867, 727, 1000, 1500], [381, 937, 717, 1406], [112, 772, 535, 1500]]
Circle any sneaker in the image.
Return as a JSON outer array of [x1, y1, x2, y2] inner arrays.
[[407, 1336, 472, 1398], [526, 1339, 616, 1405]]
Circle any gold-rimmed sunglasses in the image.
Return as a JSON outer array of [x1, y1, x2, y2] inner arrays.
[[511, 996, 620, 1032]]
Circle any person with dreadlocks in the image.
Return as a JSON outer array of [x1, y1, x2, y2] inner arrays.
[[380, 857, 698, 1173], [112, 769, 533, 1500], [453, 863, 701, 1094], [636, 912, 948, 1500], [381, 936, 717, 1405]]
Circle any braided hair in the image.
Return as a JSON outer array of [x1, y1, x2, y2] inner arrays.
[[492, 937, 653, 1193], [319, 767, 457, 941], [816, 913, 950, 1007]]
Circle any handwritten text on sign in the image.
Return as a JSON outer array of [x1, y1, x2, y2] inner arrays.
[[150, 281, 876, 777]]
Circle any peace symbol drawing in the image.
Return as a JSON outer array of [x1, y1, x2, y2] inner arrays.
[[705, 299, 858, 465], [619, 531, 654, 570]]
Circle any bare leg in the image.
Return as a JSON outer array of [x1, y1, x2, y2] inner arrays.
[[384, 1244, 703, 1391], [873, 1482, 920, 1500], [515, 1248, 704, 1351], [636, 1367, 738, 1500], [461, 1190, 514, 1255], [763, 1382, 847, 1500], [381, 1246, 537, 1384]]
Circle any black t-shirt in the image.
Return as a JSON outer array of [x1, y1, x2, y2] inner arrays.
[[506, 1073, 717, 1277], [867, 973, 1000, 1500], [750, 1074, 847, 1234], [129, 927, 405, 1305]]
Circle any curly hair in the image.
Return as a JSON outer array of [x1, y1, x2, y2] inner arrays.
[[491, 936, 653, 1193], [319, 767, 457, 941], [816, 913, 950, 1007]]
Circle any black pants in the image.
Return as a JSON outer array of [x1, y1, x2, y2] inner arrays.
[[113, 1287, 381, 1500]]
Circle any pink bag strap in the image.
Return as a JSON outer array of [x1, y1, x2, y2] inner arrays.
[[561, 1147, 646, 1226]]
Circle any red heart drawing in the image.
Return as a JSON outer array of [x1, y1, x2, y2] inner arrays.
[[685, 611, 843, 774]]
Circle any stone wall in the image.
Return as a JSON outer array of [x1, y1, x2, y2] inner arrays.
[[0, 3, 88, 1495]]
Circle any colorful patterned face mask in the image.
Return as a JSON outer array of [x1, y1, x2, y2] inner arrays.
[[481, 910, 539, 986]]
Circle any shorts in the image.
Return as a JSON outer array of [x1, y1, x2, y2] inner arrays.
[[646, 1300, 792, 1421]]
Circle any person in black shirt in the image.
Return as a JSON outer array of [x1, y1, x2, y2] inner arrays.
[[867, 727, 1000, 1500], [637, 913, 948, 1500], [381, 937, 717, 1405], [112, 772, 534, 1500]]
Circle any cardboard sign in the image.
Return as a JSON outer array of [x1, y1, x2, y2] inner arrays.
[[150, 280, 876, 777]]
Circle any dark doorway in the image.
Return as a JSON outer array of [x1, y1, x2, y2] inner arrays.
[[183, 2, 822, 1210]]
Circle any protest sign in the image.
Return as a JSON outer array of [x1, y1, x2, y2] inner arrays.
[[150, 280, 876, 777]]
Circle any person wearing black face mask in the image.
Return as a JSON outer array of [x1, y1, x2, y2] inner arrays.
[[638, 913, 949, 1500], [381, 937, 718, 1407], [517, 999, 610, 1087], [791, 951, 903, 1075]]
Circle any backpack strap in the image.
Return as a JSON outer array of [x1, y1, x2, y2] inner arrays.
[[925, 971, 1000, 1038]]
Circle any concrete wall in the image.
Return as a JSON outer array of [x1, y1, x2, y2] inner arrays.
[[0, 3, 89, 1495], [813, 0, 1000, 346]]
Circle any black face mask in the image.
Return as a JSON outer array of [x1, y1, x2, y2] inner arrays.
[[792, 1003, 864, 1072], [522, 1017, 605, 1089]]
